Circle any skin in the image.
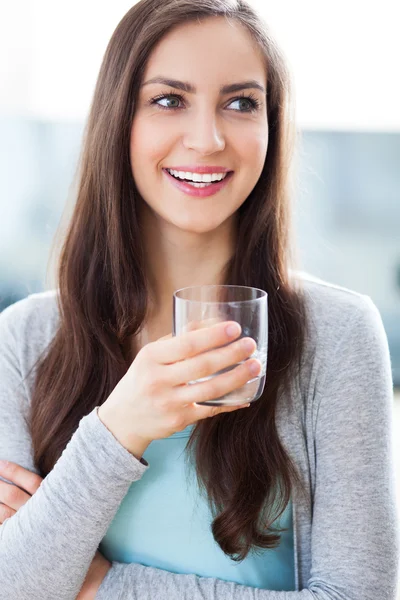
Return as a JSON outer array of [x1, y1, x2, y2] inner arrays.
[[129, 16, 269, 354], [0, 16, 269, 598]]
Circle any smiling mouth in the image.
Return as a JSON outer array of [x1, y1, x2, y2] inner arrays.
[[162, 168, 233, 188], [162, 168, 234, 196]]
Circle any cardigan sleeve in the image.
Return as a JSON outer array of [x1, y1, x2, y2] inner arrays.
[[93, 295, 399, 600], [0, 301, 149, 600]]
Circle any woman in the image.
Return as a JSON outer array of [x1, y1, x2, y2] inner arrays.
[[0, 0, 398, 598]]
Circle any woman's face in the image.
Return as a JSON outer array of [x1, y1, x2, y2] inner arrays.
[[130, 16, 268, 235]]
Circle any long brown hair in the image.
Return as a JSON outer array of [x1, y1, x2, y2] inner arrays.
[[30, 0, 308, 562]]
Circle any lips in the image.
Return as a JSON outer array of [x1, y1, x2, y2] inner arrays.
[[162, 168, 234, 198], [164, 166, 232, 174]]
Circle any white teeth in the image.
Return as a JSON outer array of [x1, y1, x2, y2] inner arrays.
[[167, 168, 228, 183]]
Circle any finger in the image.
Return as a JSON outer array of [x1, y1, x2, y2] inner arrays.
[[0, 502, 16, 524], [164, 318, 223, 341], [167, 335, 256, 386], [0, 461, 43, 496], [0, 480, 31, 512], [150, 320, 242, 365], [180, 317, 224, 332], [175, 357, 261, 406]]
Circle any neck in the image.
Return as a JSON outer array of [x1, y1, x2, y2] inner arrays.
[[140, 207, 238, 319], [123, 208, 237, 364]]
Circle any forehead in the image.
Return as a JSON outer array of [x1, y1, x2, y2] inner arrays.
[[142, 17, 267, 88]]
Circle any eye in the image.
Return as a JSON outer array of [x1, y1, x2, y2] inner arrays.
[[227, 94, 261, 113], [150, 93, 184, 110]]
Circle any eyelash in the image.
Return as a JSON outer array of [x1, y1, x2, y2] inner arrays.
[[148, 91, 261, 113]]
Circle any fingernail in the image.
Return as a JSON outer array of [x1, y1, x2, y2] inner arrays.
[[226, 323, 241, 337], [242, 338, 255, 352], [249, 361, 261, 375], [240, 403, 251, 408]]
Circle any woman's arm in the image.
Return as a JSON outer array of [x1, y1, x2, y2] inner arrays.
[[90, 295, 399, 600], [76, 551, 112, 600], [96, 561, 315, 599], [0, 300, 149, 600]]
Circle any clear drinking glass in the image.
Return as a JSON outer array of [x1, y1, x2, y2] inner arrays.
[[172, 285, 268, 406]]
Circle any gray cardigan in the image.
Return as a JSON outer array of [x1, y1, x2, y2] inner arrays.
[[0, 273, 398, 599]]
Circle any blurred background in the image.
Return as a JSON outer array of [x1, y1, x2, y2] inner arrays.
[[1, 0, 399, 591]]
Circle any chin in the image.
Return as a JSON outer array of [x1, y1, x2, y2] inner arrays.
[[172, 213, 231, 233], [176, 223, 223, 235]]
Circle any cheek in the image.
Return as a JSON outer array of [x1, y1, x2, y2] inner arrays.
[[235, 126, 268, 179], [254, 134, 269, 175], [232, 118, 268, 153], [130, 118, 176, 172]]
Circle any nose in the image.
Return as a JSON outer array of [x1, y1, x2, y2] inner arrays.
[[182, 108, 226, 155]]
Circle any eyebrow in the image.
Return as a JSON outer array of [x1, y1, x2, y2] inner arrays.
[[141, 77, 266, 95]]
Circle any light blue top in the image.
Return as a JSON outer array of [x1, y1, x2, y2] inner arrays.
[[99, 423, 295, 591]]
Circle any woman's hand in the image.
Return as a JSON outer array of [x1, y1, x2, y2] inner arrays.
[[0, 459, 43, 523], [0, 460, 111, 599], [98, 320, 261, 459], [76, 550, 112, 600]]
